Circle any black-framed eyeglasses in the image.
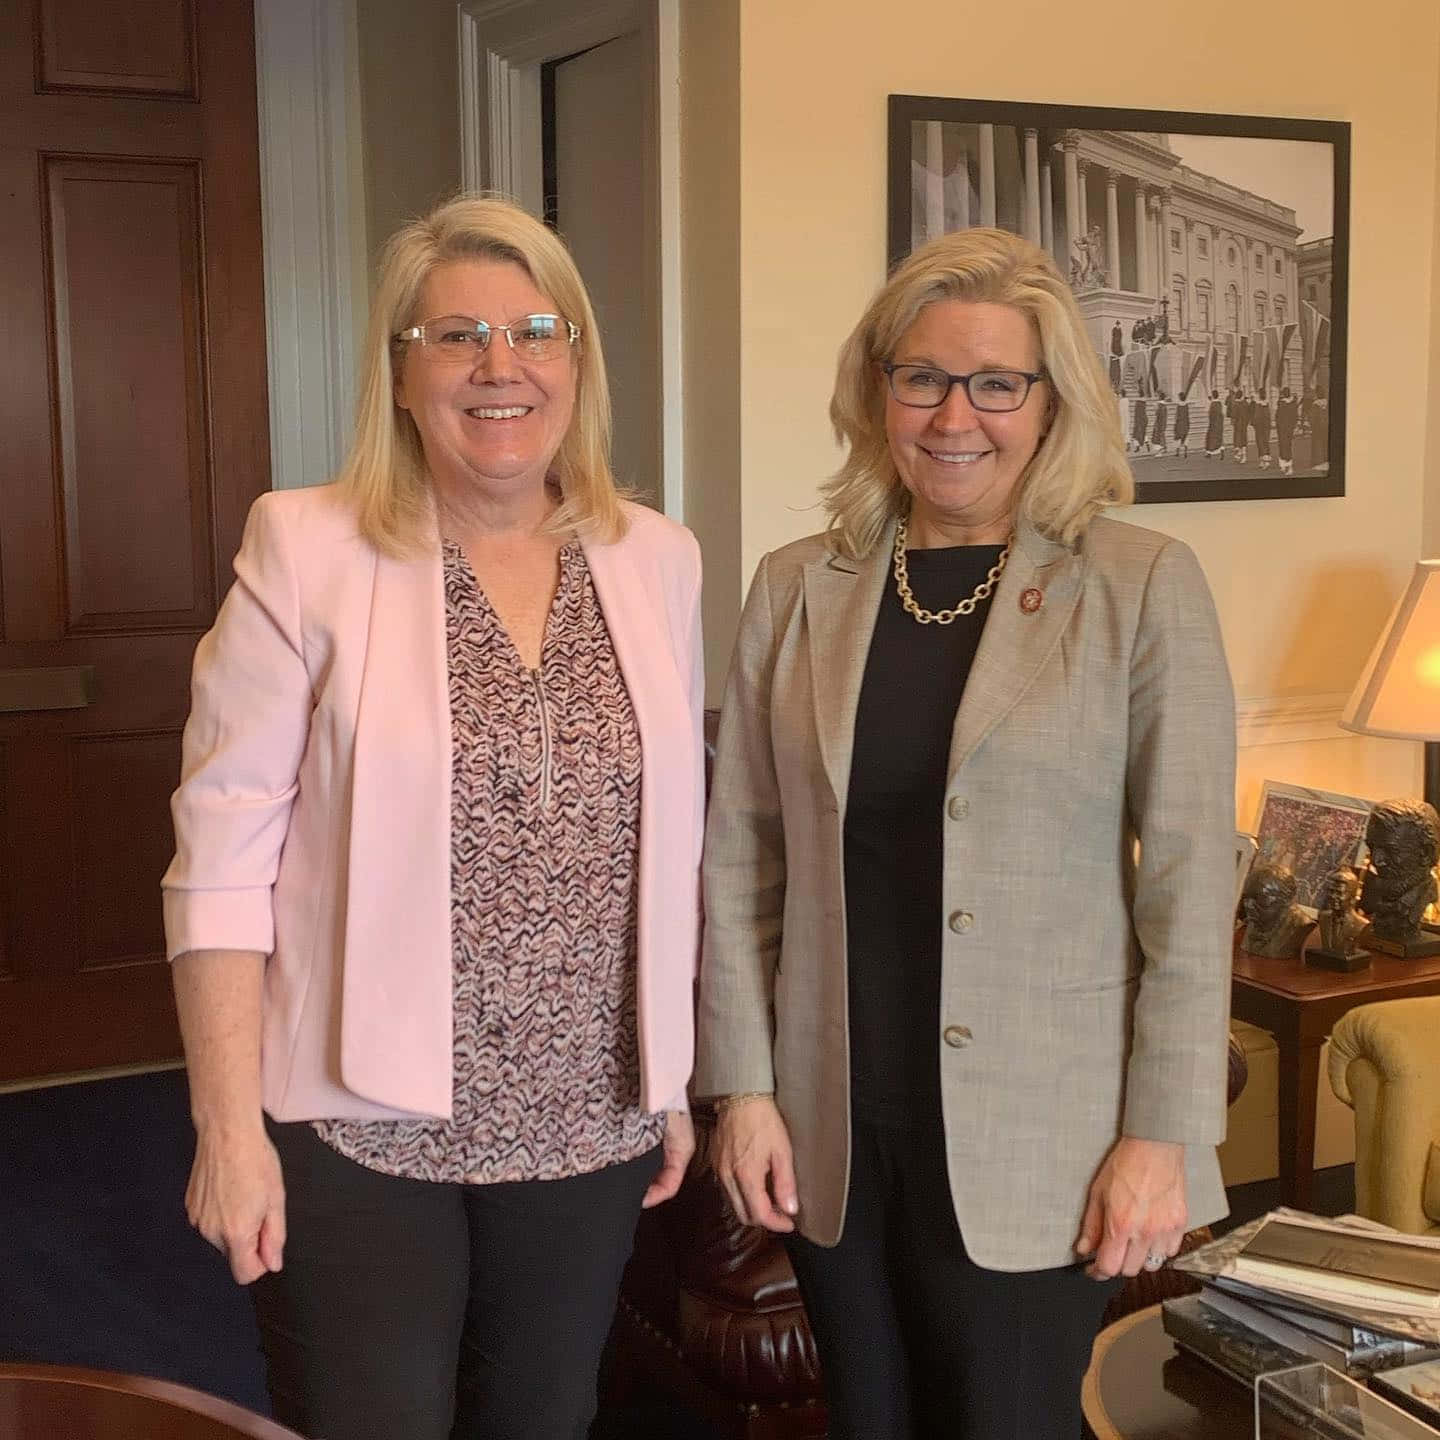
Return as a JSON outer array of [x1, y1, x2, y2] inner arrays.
[[392, 313, 580, 364], [881, 362, 1046, 412]]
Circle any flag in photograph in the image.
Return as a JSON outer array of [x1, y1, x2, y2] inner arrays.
[[1181, 348, 1206, 400], [1252, 330, 1269, 391], [1300, 302, 1331, 391], [1265, 323, 1298, 394], [1229, 333, 1249, 386]]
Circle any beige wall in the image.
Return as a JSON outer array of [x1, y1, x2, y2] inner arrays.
[[354, 0, 461, 279], [341, 0, 1440, 788], [1428, 60, 1440, 559], [723, 0, 1440, 813], [346, 0, 746, 695]]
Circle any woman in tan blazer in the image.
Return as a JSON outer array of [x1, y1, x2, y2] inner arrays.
[[695, 228, 1235, 1440]]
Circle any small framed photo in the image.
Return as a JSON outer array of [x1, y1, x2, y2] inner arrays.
[[1234, 832, 1259, 912], [1372, 1357, 1440, 1430], [1252, 782, 1372, 912]]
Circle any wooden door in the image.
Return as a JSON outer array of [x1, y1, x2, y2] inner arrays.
[[0, 0, 270, 1082]]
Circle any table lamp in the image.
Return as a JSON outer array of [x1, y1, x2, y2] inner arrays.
[[1339, 559, 1440, 954], [1339, 559, 1440, 812]]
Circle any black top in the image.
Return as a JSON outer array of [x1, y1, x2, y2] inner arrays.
[[844, 542, 1004, 1128]]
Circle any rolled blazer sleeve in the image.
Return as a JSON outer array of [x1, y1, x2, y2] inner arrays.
[[695, 553, 786, 1098], [162, 495, 314, 961], [1121, 539, 1236, 1145]]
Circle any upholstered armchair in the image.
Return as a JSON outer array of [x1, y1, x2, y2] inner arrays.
[[1328, 996, 1440, 1237]]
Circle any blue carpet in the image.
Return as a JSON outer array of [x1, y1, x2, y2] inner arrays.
[[0, 1069, 713, 1438], [0, 1069, 270, 1412], [11, 1068, 1342, 1438]]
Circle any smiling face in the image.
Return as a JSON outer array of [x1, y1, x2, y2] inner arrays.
[[394, 258, 577, 508], [883, 299, 1050, 544]]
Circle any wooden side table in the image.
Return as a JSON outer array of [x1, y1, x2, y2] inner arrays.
[[0, 1363, 303, 1440], [1081, 1304, 1251, 1439], [1230, 943, 1440, 1208]]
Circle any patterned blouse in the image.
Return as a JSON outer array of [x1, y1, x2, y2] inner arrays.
[[315, 539, 666, 1183]]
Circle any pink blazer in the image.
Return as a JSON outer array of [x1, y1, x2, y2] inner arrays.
[[162, 485, 704, 1121]]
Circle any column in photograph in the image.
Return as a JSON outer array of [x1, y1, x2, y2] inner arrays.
[[1022, 128, 1041, 244], [1241, 237, 1253, 371], [1147, 191, 1162, 299], [1269, 245, 1280, 382], [1290, 249, 1302, 388], [1209, 224, 1220, 337], [1062, 132, 1080, 261], [1182, 216, 1195, 339], [1229, 236, 1238, 385], [1152, 192, 1166, 301], [1134, 181, 1150, 295], [1040, 150, 1054, 255], [1159, 189, 1174, 300], [1077, 159, 1089, 235], [1204, 219, 1218, 350], [978, 123, 996, 226], [924, 121, 945, 242], [1156, 192, 1176, 400], [954, 136, 970, 228], [1105, 169, 1121, 287]]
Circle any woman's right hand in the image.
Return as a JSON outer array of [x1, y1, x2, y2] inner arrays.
[[712, 1096, 800, 1233], [185, 1123, 287, 1285]]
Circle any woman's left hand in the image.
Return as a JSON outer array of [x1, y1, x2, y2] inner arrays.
[[1074, 1136, 1187, 1280], [642, 1110, 697, 1208]]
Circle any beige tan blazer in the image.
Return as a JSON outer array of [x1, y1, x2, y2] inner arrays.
[[695, 513, 1236, 1271]]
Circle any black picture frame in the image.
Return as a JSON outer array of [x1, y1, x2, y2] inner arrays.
[[887, 94, 1351, 505]]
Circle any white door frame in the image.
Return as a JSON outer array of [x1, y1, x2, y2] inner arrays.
[[458, 0, 684, 522], [251, 0, 680, 514], [253, 0, 358, 491]]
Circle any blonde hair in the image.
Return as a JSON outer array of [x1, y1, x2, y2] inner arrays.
[[339, 193, 623, 553], [823, 226, 1133, 558]]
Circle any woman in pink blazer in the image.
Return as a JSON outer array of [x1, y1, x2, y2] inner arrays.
[[162, 195, 704, 1440]]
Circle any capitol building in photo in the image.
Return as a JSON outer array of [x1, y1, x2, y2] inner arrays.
[[910, 123, 1332, 406]]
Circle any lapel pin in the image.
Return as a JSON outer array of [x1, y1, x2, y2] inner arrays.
[[1019, 587, 1043, 614]]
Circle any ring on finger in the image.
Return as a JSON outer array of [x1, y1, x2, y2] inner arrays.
[[1143, 1251, 1166, 1271]]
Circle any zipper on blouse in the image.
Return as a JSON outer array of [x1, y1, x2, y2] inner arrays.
[[531, 667, 552, 808]]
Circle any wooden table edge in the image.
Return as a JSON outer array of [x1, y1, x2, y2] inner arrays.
[[1082, 1302, 1162, 1440], [0, 1362, 301, 1439]]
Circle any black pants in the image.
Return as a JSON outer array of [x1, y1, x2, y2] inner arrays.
[[253, 1118, 659, 1440], [785, 1115, 1118, 1440]]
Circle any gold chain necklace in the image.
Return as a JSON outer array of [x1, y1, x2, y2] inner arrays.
[[891, 516, 1012, 626]]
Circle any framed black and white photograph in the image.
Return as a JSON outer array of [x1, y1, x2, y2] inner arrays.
[[887, 95, 1350, 505], [1252, 781, 1371, 913]]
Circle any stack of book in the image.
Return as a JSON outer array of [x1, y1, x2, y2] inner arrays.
[[1161, 1209, 1440, 1432]]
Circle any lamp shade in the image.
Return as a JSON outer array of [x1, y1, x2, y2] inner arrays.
[[1340, 559, 1440, 741]]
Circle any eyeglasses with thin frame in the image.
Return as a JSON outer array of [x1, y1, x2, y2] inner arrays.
[[881, 361, 1046, 412], [393, 313, 580, 364]]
